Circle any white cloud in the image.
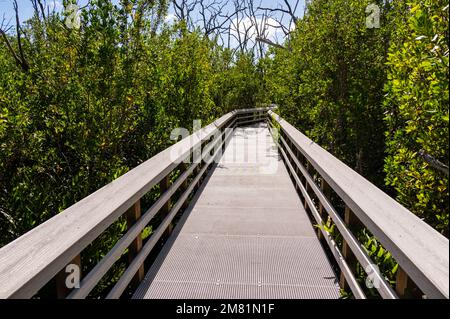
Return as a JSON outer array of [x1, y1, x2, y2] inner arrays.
[[289, 20, 296, 32], [230, 16, 285, 45], [164, 13, 177, 24]]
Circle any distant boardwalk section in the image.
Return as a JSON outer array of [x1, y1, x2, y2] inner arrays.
[[133, 123, 341, 299]]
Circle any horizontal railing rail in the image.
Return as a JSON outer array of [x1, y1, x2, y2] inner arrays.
[[0, 108, 269, 299], [267, 110, 449, 299], [2, 106, 446, 300]]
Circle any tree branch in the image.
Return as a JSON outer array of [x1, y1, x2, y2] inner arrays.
[[255, 36, 288, 50], [418, 150, 449, 176]]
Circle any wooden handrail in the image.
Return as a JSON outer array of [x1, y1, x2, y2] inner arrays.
[[1, 107, 446, 299], [268, 110, 449, 299], [0, 108, 268, 299]]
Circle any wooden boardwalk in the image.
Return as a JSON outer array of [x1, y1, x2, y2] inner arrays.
[[133, 123, 340, 299], [0, 109, 447, 299]]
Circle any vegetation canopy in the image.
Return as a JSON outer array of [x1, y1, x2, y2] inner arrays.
[[0, 0, 448, 298]]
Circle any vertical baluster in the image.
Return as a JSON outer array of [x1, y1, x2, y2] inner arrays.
[[181, 163, 190, 210], [395, 266, 422, 298], [222, 127, 226, 154], [318, 179, 331, 240], [303, 162, 314, 209], [126, 200, 144, 286], [294, 148, 301, 193], [286, 138, 293, 178], [339, 206, 359, 290], [160, 176, 172, 236]]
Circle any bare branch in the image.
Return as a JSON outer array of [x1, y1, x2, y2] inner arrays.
[[255, 36, 288, 50], [14, 0, 29, 71], [419, 150, 449, 176]]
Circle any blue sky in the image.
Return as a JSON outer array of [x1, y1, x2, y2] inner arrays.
[[0, 0, 305, 46], [1, 0, 59, 21]]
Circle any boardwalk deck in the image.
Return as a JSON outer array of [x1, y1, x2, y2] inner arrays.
[[133, 123, 340, 299]]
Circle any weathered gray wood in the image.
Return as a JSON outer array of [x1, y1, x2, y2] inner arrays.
[[236, 119, 266, 128], [67, 160, 201, 298], [133, 123, 340, 299], [275, 134, 366, 299], [107, 163, 210, 299], [270, 110, 449, 299], [277, 131, 397, 298], [235, 107, 270, 115], [236, 114, 258, 121], [106, 129, 230, 299], [0, 111, 237, 299]]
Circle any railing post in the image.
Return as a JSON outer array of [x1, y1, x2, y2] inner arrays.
[[303, 162, 314, 209], [160, 176, 173, 236], [318, 179, 331, 240], [181, 163, 190, 210], [222, 127, 226, 154], [294, 148, 301, 193], [125, 200, 144, 286], [56, 254, 81, 298], [339, 205, 359, 290], [395, 266, 423, 298]]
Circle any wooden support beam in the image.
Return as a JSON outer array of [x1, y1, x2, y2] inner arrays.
[[318, 179, 331, 240], [181, 164, 190, 210], [222, 128, 226, 154], [56, 254, 81, 298], [303, 162, 314, 209], [396, 266, 423, 298], [160, 176, 173, 236], [126, 200, 144, 286], [294, 148, 301, 193], [339, 206, 359, 290]]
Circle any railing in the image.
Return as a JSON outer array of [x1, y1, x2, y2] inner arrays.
[[1, 107, 447, 299], [266, 110, 449, 299], [0, 108, 269, 299]]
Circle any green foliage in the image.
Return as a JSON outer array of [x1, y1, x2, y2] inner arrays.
[[263, 0, 390, 186], [264, 0, 448, 235], [0, 0, 448, 298], [264, 0, 448, 297], [384, 0, 449, 235], [0, 1, 263, 248]]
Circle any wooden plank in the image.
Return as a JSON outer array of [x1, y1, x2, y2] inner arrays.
[[236, 118, 266, 127], [67, 161, 200, 299], [278, 135, 366, 298], [133, 124, 340, 299], [106, 131, 229, 299], [270, 110, 449, 299], [0, 110, 238, 299], [279, 133, 397, 298]]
